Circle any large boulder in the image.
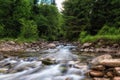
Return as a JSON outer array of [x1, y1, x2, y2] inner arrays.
[[90, 54, 112, 65], [113, 77, 120, 80], [100, 59, 120, 67]]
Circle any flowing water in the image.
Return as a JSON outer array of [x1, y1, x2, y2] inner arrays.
[[0, 44, 93, 80]]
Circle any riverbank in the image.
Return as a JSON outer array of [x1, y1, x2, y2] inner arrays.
[[0, 40, 119, 53], [76, 39, 120, 54], [0, 40, 58, 52]]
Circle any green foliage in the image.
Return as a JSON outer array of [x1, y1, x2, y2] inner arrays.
[[0, 0, 32, 38], [11, 0, 32, 37], [80, 35, 120, 43], [57, 14, 66, 39], [90, 0, 120, 34], [13, 0, 32, 19], [80, 25, 120, 43], [0, 24, 4, 37], [0, 0, 119, 43], [62, 0, 93, 40], [62, 0, 120, 42], [0, 0, 64, 41], [33, 4, 63, 40], [0, 0, 14, 37], [78, 31, 88, 42], [98, 25, 120, 35], [0, 0, 13, 19], [19, 19, 38, 40]]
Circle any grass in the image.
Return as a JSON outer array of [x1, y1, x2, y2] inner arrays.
[[0, 37, 38, 43], [80, 35, 120, 43], [79, 25, 120, 43]]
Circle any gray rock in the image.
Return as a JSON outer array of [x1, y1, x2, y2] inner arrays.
[[90, 54, 112, 65], [82, 43, 92, 48], [47, 43, 56, 48], [100, 59, 120, 67]]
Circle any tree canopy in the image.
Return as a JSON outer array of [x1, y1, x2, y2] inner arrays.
[[0, 0, 64, 40], [62, 0, 120, 40], [0, 0, 119, 42]]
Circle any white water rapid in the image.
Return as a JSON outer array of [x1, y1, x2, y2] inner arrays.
[[0, 45, 88, 80]]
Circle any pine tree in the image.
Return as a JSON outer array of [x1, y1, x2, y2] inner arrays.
[[90, 0, 120, 35], [62, 0, 93, 40]]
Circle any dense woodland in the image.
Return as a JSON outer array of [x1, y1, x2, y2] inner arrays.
[[0, 0, 120, 42]]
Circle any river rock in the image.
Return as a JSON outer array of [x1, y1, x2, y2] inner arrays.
[[41, 58, 56, 65], [59, 63, 68, 73], [82, 43, 92, 48], [93, 78, 110, 80], [0, 68, 8, 73], [0, 54, 4, 60], [7, 41, 16, 45], [100, 59, 120, 67], [91, 54, 112, 65], [91, 65, 105, 71], [113, 77, 120, 80], [112, 44, 119, 48], [114, 67, 120, 76], [47, 43, 56, 48], [89, 70, 104, 77], [74, 64, 88, 73], [106, 71, 114, 77]]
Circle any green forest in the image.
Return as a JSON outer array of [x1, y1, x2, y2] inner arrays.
[[0, 0, 120, 43]]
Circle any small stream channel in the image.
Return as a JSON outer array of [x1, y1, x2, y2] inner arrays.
[[0, 44, 95, 80]]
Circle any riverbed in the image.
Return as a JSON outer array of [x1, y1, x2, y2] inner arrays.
[[1, 42, 119, 80], [0, 44, 95, 80]]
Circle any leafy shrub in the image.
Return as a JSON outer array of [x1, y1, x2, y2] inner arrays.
[[19, 19, 39, 40], [98, 25, 120, 35], [33, 4, 63, 40], [78, 31, 88, 42]]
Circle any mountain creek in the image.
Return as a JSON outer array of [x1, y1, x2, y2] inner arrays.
[[0, 41, 120, 80]]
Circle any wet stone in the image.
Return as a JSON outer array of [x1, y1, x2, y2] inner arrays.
[[91, 65, 105, 71], [89, 70, 104, 77], [90, 54, 112, 66], [47, 43, 56, 48], [114, 67, 120, 76], [106, 71, 114, 77], [113, 77, 120, 80], [0, 68, 8, 73], [100, 59, 120, 67], [93, 78, 110, 80], [40, 58, 56, 65], [82, 43, 92, 48]]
